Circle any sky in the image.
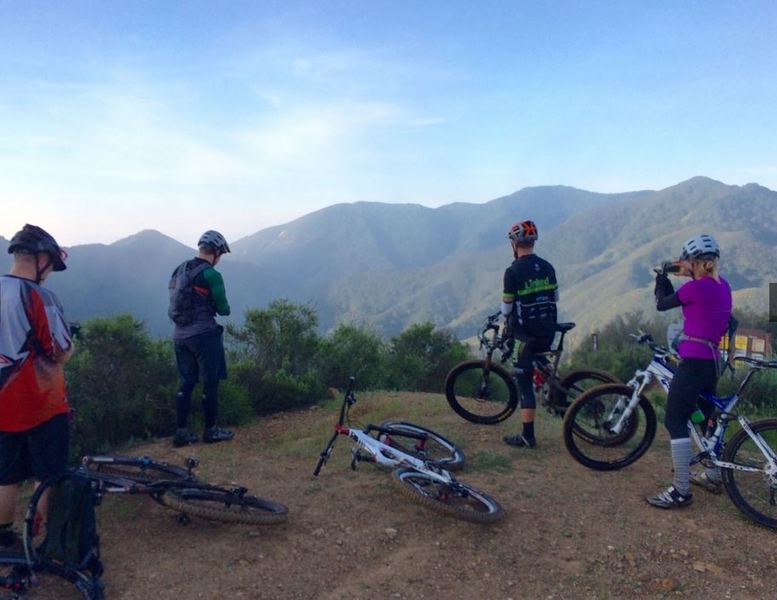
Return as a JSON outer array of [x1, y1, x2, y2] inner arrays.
[[1, 1, 776, 247]]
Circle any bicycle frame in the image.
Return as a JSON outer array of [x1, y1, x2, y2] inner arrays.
[[314, 378, 457, 488], [604, 334, 777, 475]]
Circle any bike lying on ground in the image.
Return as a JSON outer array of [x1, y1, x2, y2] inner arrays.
[[81, 454, 288, 525], [314, 378, 504, 523], [563, 332, 777, 529], [445, 312, 618, 425]]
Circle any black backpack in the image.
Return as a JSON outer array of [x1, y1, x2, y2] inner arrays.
[[168, 261, 209, 326], [37, 474, 102, 575]]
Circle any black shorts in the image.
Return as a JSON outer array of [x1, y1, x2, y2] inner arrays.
[[0, 412, 70, 485], [174, 328, 227, 385]]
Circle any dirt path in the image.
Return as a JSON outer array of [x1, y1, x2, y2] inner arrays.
[[52, 392, 777, 599]]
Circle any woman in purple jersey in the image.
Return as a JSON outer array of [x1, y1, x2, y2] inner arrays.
[[648, 234, 733, 509]]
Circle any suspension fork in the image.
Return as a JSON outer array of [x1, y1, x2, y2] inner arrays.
[[608, 376, 649, 435]]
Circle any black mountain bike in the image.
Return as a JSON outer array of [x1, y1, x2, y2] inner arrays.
[[81, 455, 288, 525], [445, 313, 618, 425]]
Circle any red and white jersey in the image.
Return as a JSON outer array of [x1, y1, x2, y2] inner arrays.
[[0, 275, 72, 432]]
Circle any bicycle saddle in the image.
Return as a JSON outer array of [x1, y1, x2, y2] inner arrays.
[[556, 322, 576, 333]]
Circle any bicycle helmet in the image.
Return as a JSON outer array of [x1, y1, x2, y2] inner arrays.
[[197, 230, 231, 254], [507, 220, 538, 244], [7, 224, 67, 271], [680, 234, 720, 260]]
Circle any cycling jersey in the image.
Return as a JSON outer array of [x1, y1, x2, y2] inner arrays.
[[0, 275, 72, 432], [172, 258, 231, 341], [502, 255, 558, 336]]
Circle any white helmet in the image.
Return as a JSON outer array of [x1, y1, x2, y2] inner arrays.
[[680, 234, 719, 260]]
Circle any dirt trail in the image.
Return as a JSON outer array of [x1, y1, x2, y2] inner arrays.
[[41, 392, 777, 599]]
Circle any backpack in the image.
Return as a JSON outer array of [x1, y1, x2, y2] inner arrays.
[[37, 474, 102, 575], [168, 261, 209, 326]]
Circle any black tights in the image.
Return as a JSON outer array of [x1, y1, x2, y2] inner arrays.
[[664, 358, 718, 439]]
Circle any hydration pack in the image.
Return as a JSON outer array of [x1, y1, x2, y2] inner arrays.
[[37, 473, 102, 575], [168, 261, 209, 326]]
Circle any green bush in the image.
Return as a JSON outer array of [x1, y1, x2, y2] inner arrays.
[[385, 322, 470, 392], [65, 315, 178, 456], [315, 323, 388, 389]]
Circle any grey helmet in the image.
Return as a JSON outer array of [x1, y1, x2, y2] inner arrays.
[[680, 234, 720, 260], [8, 224, 67, 271], [198, 230, 230, 254]]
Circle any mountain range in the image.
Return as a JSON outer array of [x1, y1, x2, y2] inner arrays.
[[1, 177, 773, 343]]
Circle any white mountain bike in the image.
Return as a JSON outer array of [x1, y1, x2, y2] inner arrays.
[[313, 378, 505, 524], [563, 332, 777, 529]]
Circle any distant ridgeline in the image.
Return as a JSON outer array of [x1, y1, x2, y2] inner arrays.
[[2, 176, 775, 342]]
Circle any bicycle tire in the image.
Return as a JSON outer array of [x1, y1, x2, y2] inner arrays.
[[720, 418, 777, 530], [445, 360, 518, 425], [390, 468, 504, 523], [0, 554, 103, 600], [377, 421, 465, 471], [563, 384, 657, 471], [547, 368, 620, 415], [160, 488, 289, 525], [83, 455, 191, 484]]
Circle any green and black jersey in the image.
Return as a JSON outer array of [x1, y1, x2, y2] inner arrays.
[[501, 254, 558, 335], [172, 257, 231, 340]]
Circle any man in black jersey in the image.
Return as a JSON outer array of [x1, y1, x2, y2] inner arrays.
[[500, 220, 558, 448]]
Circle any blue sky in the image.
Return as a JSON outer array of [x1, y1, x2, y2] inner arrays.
[[1, 1, 776, 246]]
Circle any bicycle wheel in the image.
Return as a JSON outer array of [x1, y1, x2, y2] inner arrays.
[[445, 360, 518, 424], [547, 369, 620, 415], [0, 555, 103, 599], [160, 488, 288, 525], [721, 418, 777, 530], [378, 421, 465, 471], [563, 384, 657, 471], [83, 455, 191, 484], [390, 468, 504, 523]]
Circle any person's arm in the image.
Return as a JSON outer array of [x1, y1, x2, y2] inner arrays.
[[655, 273, 682, 311], [203, 268, 231, 316], [29, 289, 73, 363]]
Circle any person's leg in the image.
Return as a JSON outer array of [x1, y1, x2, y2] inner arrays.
[[648, 359, 715, 508], [198, 329, 233, 443], [0, 430, 28, 546], [173, 340, 200, 446], [28, 413, 70, 524], [504, 338, 547, 448]]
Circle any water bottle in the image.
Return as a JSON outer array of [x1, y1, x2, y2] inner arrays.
[[690, 409, 705, 424], [662, 261, 682, 274]]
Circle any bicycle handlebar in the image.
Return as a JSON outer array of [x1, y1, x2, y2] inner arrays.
[[735, 356, 777, 369]]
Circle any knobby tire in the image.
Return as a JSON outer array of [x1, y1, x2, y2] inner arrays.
[[160, 489, 288, 525], [563, 383, 657, 471], [721, 418, 777, 530], [390, 468, 504, 524], [445, 360, 518, 425]]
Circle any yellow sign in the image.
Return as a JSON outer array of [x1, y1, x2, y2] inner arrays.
[[735, 335, 748, 351]]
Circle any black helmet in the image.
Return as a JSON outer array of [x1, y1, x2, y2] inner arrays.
[[8, 224, 67, 271], [197, 230, 230, 254]]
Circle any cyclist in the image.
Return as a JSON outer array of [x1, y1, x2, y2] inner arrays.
[[0, 225, 72, 548], [500, 220, 558, 448], [648, 234, 732, 508], [170, 230, 234, 447]]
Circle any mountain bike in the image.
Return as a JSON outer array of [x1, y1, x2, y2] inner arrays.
[[563, 332, 777, 529], [314, 378, 504, 523], [445, 312, 618, 425], [81, 455, 288, 525]]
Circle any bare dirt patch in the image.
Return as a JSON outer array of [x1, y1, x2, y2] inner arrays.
[[30, 391, 777, 598]]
